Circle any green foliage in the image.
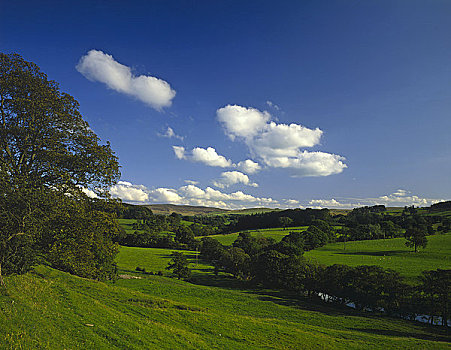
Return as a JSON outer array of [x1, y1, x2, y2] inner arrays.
[[0, 52, 119, 193], [405, 226, 428, 252], [302, 226, 329, 251], [1, 265, 448, 349], [419, 269, 450, 327], [0, 52, 121, 280], [278, 216, 293, 229], [166, 252, 191, 279]]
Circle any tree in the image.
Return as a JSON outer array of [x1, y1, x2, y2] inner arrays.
[[0, 53, 120, 281], [404, 226, 427, 252], [166, 252, 191, 279], [302, 226, 328, 251], [279, 217, 293, 230], [232, 231, 259, 255], [175, 225, 195, 245], [419, 269, 450, 327], [219, 247, 251, 279]]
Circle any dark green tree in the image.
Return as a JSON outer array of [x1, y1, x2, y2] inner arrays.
[[166, 252, 191, 279], [404, 226, 428, 252], [419, 269, 450, 328], [175, 225, 195, 245], [278, 217, 293, 230], [0, 52, 120, 281]]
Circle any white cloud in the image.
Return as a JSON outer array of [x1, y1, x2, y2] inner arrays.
[[392, 189, 409, 197], [172, 146, 186, 159], [110, 182, 149, 202], [308, 190, 445, 209], [76, 49, 175, 110], [212, 171, 258, 189], [216, 105, 347, 177], [374, 192, 440, 207], [158, 127, 183, 140], [309, 198, 351, 209], [192, 147, 233, 167], [284, 199, 304, 208], [148, 188, 183, 203], [110, 181, 280, 209], [264, 151, 347, 177], [184, 180, 199, 185], [81, 187, 98, 199], [217, 105, 270, 140], [252, 122, 322, 157], [266, 100, 280, 110], [173, 146, 233, 168], [237, 159, 261, 174]]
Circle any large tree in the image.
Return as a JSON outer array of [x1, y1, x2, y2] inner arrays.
[[0, 53, 120, 282], [404, 226, 427, 253]]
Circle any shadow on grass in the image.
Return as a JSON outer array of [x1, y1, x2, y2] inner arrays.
[[336, 250, 407, 257], [350, 327, 450, 343]]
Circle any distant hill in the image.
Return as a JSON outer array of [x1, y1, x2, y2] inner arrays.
[[144, 204, 229, 216], [143, 204, 283, 216]]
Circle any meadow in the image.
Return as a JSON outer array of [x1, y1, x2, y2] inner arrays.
[[198, 226, 308, 245], [1, 251, 450, 349], [305, 233, 451, 283]]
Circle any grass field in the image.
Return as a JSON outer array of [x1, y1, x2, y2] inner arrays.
[[116, 246, 211, 278], [1, 251, 450, 349], [305, 233, 451, 283], [118, 218, 144, 235], [198, 226, 308, 246]]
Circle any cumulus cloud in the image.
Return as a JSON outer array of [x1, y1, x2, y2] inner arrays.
[[184, 180, 199, 185], [216, 105, 347, 177], [392, 189, 409, 197], [237, 159, 261, 174], [172, 146, 186, 159], [76, 49, 175, 110], [176, 185, 277, 208], [173, 146, 233, 167], [110, 181, 149, 202], [374, 192, 441, 207], [158, 127, 183, 140], [108, 181, 280, 209], [212, 171, 258, 189], [252, 122, 322, 157], [265, 151, 347, 177], [149, 188, 183, 203], [217, 105, 270, 140], [308, 190, 445, 209], [309, 198, 351, 209]]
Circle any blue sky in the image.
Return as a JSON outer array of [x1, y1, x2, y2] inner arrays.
[[1, 0, 450, 209]]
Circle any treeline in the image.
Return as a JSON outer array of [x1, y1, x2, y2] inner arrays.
[[336, 205, 450, 243], [224, 208, 331, 232], [116, 205, 220, 249], [199, 231, 450, 327]]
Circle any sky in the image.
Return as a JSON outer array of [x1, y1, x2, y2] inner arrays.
[[1, 0, 450, 209]]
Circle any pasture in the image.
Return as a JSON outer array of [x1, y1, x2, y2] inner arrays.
[[198, 226, 308, 246], [1, 250, 449, 349], [305, 233, 451, 283]]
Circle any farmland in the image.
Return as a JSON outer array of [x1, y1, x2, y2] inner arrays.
[[1, 249, 449, 349], [305, 233, 451, 283]]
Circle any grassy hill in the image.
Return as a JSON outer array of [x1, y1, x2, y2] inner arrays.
[[144, 204, 283, 216], [200, 226, 308, 246], [144, 204, 229, 216], [1, 248, 450, 349], [305, 233, 451, 283]]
